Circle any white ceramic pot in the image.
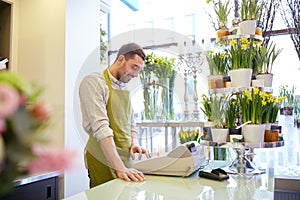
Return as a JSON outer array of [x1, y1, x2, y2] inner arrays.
[[255, 73, 273, 87], [264, 123, 271, 131], [211, 128, 229, 143], [238, 20, 257, 35], [251, 79, 264, 87], [229, 68, 252, 88], [242, 124, 266, 143]]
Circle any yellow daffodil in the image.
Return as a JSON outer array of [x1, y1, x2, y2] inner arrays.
[[253, 87, 260, 95], [241, 37, 248, 44], [230, 39, 237, 45], [244, 88, 250, 96], [241, 44, 247, 50]]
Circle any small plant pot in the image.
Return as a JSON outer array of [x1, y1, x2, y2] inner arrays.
[[238, 20, 257, 35], [279, 107, 284, 115], [271, 124, 282, 133], [229, 68, 252, 88], [256, 73, 273, 87], [242, 124, 265, 143], [208, 75, 225, 89], [264, 129, 279, 142], [251, 79, 264, 87], [216, 28, 230, 39], [211, 128, 229, 143], [229, 126, 242, 135], [202, 126, 212, 141], [283, 106, 294, 115], [229, 126, 242, 142], [255, 27, 262, 36], [223, 75, 231, 88]]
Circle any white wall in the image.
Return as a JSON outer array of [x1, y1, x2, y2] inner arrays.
[[65, 0, 100, 197]]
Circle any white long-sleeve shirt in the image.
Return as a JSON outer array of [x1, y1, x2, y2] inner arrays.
[[79, 70, 137, 142]]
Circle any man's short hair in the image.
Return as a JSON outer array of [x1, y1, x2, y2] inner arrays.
[[117, 43, 146, 61]]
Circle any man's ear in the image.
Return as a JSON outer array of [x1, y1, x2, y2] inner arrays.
[[117, 55, 125, 63]]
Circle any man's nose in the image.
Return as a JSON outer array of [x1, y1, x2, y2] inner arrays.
[[132, 70, 140, 77]]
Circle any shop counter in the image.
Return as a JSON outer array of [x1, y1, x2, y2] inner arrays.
[[64, 169, 274, 200]]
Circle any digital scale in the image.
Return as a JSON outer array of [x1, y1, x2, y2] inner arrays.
[[132, 141, 207, 177]]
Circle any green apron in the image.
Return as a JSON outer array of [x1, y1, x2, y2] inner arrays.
[[86, 69, 132, 187]]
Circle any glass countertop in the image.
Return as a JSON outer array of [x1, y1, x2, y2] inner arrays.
[[64, 163, 274, 200]]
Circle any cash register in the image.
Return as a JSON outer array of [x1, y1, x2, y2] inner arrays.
[[132, 141, 207, 177]]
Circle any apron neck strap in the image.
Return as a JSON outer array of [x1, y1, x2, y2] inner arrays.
[[103, 68, 113, 90]]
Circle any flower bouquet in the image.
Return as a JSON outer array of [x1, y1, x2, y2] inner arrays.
[[0, 71, 74, 197]]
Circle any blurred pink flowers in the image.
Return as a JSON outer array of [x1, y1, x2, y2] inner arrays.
[[0, 71, 75, 196], [26, 144, 76, 174], [29, 102, 52, 121], [0, 83, 19, 118]]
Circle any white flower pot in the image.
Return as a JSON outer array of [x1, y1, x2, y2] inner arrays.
[[238, 20, 257, 35], [242, 124, 266, 143], [229, 68, 252, 88], [211, 128, 229, 143], [251, 79, 264, 87], [255, 73, 273, 87]]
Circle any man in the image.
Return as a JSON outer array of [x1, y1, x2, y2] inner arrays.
[[79, 43, 151, 187]]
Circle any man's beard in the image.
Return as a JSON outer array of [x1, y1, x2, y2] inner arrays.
[[119, 72, 133, 83]]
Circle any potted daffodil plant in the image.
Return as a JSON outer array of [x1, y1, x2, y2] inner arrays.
[[205, 0, 231, 39], [239, 0, 262, 35], [206, 50, 229, 89], [255, 41, 282, 87]]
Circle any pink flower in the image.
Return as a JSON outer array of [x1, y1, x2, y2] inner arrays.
[[30, 102, 51, 121], [0, 83, 20, 118], [19, 95, 27, 105], [26, 144, 77, 174]]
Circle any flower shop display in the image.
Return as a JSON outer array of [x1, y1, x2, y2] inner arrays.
[[199, 0, 289, 175], [0, 71, 74, 197], [140, 52, 177, 121]]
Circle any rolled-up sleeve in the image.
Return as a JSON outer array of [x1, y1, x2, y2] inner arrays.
[[79, 73, 113, 141]]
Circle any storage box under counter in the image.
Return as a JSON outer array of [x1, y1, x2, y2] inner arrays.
[[0, 171, 61, 200], [274, 175, 300, 200]]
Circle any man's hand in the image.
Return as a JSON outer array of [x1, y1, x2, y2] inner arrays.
[[116, 168, 146, 182], [130, 144, 151, 160]]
